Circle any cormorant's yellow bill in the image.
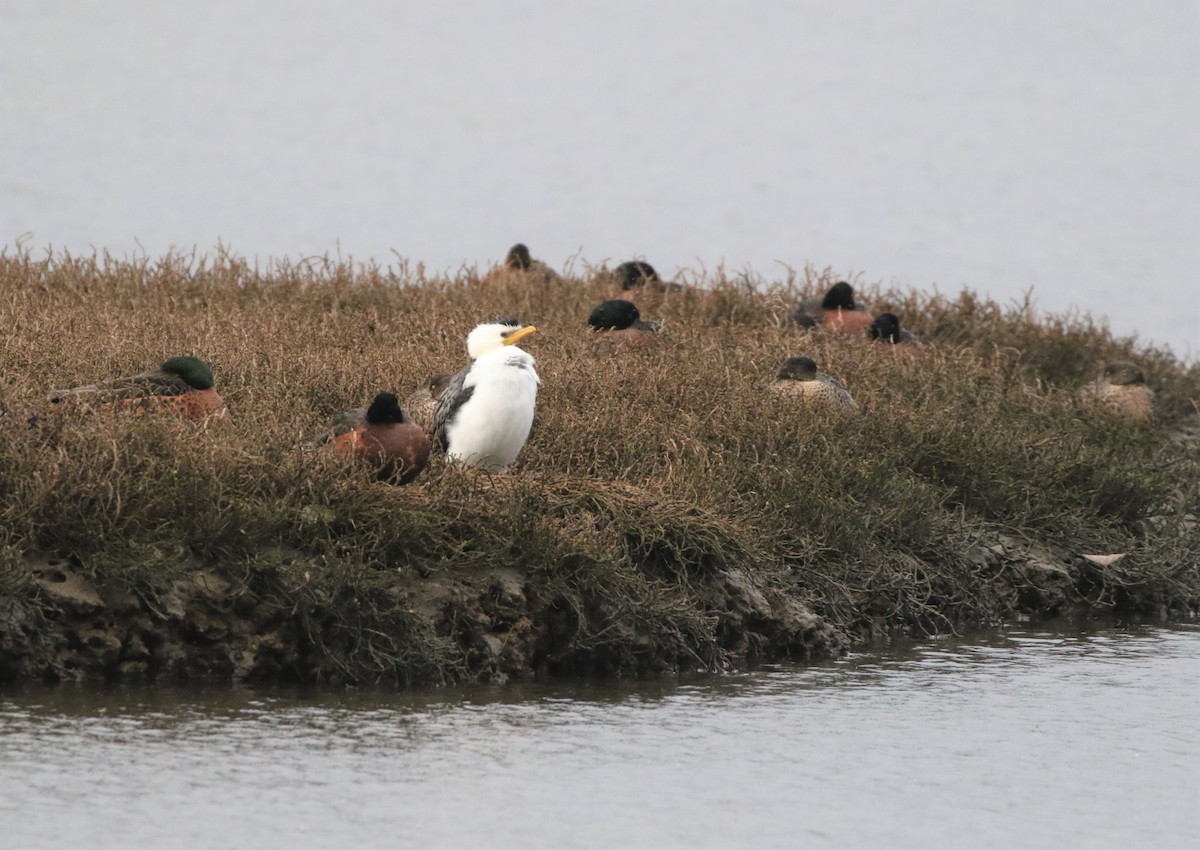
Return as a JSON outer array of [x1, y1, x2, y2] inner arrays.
[[502, 326, 538, 346]]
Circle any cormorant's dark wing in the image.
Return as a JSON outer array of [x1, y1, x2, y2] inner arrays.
[[432, 363, 475, 452]]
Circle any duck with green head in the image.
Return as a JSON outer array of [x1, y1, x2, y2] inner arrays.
[[49, 356, 227, 419], [868, 313, 923, 349], [587, 299, 666, 347]]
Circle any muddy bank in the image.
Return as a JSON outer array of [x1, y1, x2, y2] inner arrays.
[[0, 554, 837, 686], [2, 528, 1193, 686]]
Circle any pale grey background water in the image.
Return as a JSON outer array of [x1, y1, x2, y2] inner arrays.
[[2, 0, 1197, 356], [2, 626, 1197, 849]]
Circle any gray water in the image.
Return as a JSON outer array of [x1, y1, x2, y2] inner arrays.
[[2, 0, 1197, 356], [2, 625, 1197, 849]]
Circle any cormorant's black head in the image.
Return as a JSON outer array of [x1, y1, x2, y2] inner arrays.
[[869, 313, 902, 343], [1104, 361, 1146, 386], [161, 356, 215, 390], [777, 356, 819, 381], [496, 315, 521, 327], [615, 261, 660, 291], [821, 281, 856, 310], [505, 244, 532, 270], [588, 300, 640, 331], [365, 392, 406, 425]]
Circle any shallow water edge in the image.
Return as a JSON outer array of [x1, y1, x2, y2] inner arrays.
[[3, 624, 1199, 850]]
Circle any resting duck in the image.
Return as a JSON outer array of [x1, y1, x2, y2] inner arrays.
[[789, 282, 874, 334], [323, 392, 431, 483], [610, 260, 683, 302], [49, 356, 227, 420], [482, 243, 561, 285], [868, 313, 923, 347], [767, 356, 858, 412], [403, 372, 454, 434], [587, 299, 666, 346], [1079, 361, 1155, 423]]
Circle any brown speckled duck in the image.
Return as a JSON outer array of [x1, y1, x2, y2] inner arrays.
[[1079, 361, 1155, 423], [403, 372, 454, 434], [767, 356, 858, 412], [610, 260, 683, 302], [482, 243, 561, 285]]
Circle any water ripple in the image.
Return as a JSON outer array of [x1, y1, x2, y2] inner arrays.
[[2, 624, 1197, 849]]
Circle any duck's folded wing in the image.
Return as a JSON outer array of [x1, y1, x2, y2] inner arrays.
[[50, 370, 192, 402], [311, 406, 367, 447]]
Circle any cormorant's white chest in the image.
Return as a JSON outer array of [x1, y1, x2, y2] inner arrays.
[[445, 348, 540, 470]]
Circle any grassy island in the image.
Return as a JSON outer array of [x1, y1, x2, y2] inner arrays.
[[1, 247, 1197, 686]]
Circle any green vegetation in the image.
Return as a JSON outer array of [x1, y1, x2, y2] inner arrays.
[[0, 246, 1197, 685]]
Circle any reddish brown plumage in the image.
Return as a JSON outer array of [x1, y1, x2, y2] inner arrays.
[[325, 393, 431, 484], [329, 424, 431, 482], [110, 387, 227, 419], [821, 308, 876, 335], [790, 282, 874, 334]]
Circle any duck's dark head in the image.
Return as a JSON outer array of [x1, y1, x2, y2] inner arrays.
[[161, 356, 215, 390], [365, 392, 407, 425], [1104, 361, 1146, 386], [869, 313, 903, 343], [505, 244, 532, 270], [821, 281, 856, 311], [615, 261, 660, 291], [588, 299, 641, 331], [777, 356, 819, 381]]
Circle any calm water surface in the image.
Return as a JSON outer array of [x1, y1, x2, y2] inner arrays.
[[2, 624, 1197, 849], [2, 1, 1197, 355]]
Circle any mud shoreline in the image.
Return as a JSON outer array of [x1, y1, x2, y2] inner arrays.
[[3, 524, 1193, 687]]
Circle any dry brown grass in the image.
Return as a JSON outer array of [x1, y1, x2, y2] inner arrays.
[[1, 245, 1197, 681]]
